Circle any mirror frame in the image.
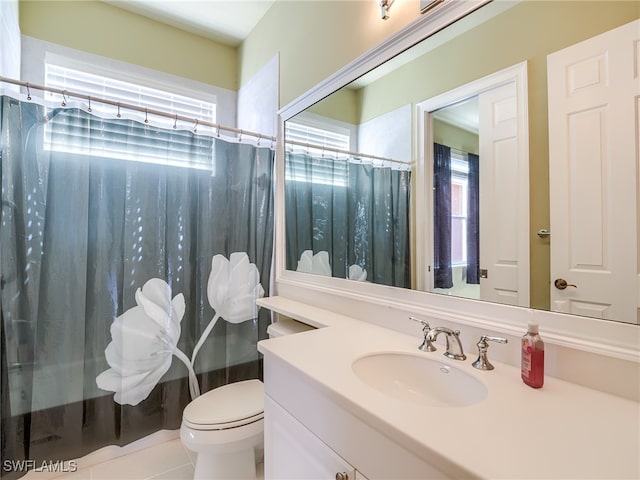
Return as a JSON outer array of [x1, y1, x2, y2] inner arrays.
[[275, 0, 639, 362]]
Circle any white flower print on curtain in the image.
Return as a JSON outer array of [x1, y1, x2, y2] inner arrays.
[[95, 278, 199, 405], [296, 250, 332, 276], [96, 252, 264, 406], [190, 252, 265, 369]]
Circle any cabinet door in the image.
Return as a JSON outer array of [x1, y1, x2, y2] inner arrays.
[[265, 395, 356, 480]]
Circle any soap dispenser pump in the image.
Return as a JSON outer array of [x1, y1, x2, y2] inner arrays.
[[521, 321, 544, 388]]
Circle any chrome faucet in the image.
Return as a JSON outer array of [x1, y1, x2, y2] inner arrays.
[[425, 327, 466, 361]]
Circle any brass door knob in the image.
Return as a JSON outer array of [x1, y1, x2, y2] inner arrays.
[[554, 278, 577, 290]]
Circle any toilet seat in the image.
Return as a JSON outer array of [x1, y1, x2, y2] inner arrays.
[[182, 379, 264, 431]]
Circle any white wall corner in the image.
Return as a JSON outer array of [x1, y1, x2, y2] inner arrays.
[[0, 0, 21, 81], [238, 54, 279, 138], [357, 104, 412, 163]]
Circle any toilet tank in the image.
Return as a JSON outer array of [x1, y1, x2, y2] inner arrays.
[[267, 317, 315, 338]]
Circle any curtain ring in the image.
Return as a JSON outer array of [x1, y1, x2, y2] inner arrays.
[[87, 95, 92, 112], [256, 134, 261, 147], [117, 103, 121, 118], [26, 83, 32, 101], [238, 129, 243, 142], [193, 119, 199, 133], [173, 114, 178, 130], [216, 124, 221, 138], [61, 91, 67, 107]]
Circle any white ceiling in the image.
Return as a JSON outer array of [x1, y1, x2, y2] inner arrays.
[[432, 97, 479, 134], [104, 0, 276, 46]]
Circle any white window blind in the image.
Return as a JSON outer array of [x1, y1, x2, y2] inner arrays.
[[285, 121, 351, 154], [43, 64, 217, 170], [285, 121, 351, 186]]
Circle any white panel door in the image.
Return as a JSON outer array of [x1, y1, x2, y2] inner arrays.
[[547, 20, 639, 322], [479, 82, 524, 306]]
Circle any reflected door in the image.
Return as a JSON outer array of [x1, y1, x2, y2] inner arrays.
[[478, 82, 527, 306], [548, 20, 639, 322]]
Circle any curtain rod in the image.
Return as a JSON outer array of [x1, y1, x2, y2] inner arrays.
[[285, 139, 409, 166], [0, 76, 276, 144]]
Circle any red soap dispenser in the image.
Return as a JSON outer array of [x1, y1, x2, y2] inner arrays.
[[521, 321, 544, 388]]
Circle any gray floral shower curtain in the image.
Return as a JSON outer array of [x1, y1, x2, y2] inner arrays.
[[0, 95, 274, 478], [285, 152, 411, 288]]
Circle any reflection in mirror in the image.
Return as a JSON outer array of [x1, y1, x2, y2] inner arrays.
[[431, 98, 480, 301], [421, 67, 530, 310], [284, 116, 411, 287], [283, 1, 640, 324]]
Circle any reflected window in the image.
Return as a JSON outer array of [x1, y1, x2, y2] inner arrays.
[[451, 153, 469, 266], [285, 120, 351, 186]]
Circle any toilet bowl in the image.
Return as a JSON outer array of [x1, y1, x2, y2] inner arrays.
[[180, 317, 315, 479], [180, 379, 264, 480]]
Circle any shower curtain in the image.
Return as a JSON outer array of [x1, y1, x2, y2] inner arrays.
[[285, 152, 410, 288], [0, 95, 274, 478]]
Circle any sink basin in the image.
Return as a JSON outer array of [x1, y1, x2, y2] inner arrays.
[[352, 353, 487, 407]]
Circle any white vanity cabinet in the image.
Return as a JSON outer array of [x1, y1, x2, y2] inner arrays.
[[265, 395, 360, 480], [258, 298, 640, 479], [262, 350, 452, 480]]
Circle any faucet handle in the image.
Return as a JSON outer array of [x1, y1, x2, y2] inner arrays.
[[409, 316, 430, 332], [481, 335, 508, 345], [472, 335, 508, 371], [410, 317, 437, 352]]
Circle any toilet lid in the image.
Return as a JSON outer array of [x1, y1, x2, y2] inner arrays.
[[183, 379, 264, 430]]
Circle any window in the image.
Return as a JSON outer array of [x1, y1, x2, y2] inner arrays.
[[43, 64, 217, 169], [450, 153, 469, 266], [285, 121, 351, 156], [285, 119, 352, 186]]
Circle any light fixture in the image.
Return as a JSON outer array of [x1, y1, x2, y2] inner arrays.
[[377, 0, 393, 20]]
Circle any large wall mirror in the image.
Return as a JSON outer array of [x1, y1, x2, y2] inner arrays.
[[281, 0, 640, 326]]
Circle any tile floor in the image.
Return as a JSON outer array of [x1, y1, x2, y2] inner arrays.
[[23, 433, 264, 480]]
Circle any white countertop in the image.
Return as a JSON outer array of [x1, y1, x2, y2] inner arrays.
[[257, 296, 640, 479]]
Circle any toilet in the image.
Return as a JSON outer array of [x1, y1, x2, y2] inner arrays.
[[180, 317, 315, 480]]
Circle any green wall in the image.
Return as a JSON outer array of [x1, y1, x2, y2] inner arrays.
[[358, 1, 639, 121], [19, 0, 237, 90], [241, 0, 424, 108], [19, 0, 426, 105], [434, 120, 479, 155], [306, 87, 359, 125]]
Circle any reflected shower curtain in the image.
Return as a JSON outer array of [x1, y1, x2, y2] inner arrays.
[[285, 152, 410, 288], [0, 95, 273, 477]]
